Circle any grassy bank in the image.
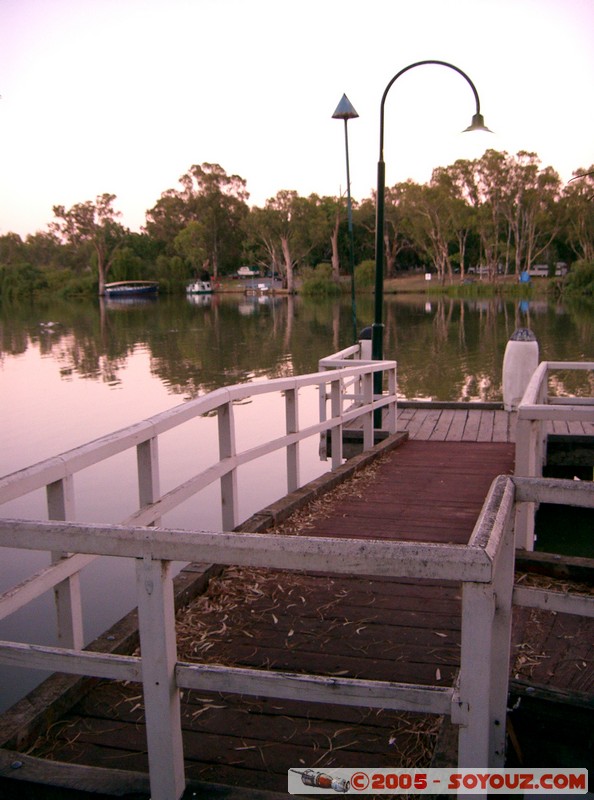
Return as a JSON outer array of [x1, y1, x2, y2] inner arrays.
[[383, 272, 551, 298]]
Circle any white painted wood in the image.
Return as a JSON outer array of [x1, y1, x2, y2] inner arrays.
[[285, 388, 300, 493], [514, 360, 594, 550], [330, 378, 343, 470], [385, 366, 397, 433], [513, 586, 594, 618], [513, 476, 594, 508], [514, 417, 538, 549], [489, 512, 514, 765], [136, 556, 185, 800], [176, 661, 453, 714], [0, 519, 494, 582], [217, 399, 238, 532], [362, 372, 374, 449], [47, 477, 84, 651], [469, 476, 515, 559], [137, 437, 160, 511], [0, 553, 95, 620], [518, 404, 594, 421], [0, 640, 141, 681], [458, 581, 495, 767]]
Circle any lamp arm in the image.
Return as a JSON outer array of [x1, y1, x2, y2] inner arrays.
[[378, 59, 482, 159]]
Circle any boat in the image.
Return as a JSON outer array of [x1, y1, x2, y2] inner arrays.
[[186, 279, 213, 295], [103, 281, 159, 297]]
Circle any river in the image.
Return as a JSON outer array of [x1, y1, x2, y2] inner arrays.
[[0, 290, 591, 710]]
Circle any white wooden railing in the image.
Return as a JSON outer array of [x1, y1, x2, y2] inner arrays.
[[514, 360, 594, 549], [0, 477, 592, 800], [318, 343, 397, 456], [0, 362, 397, 651]]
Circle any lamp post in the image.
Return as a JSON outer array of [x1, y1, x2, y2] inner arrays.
[[372, 60, 492, 370], [332, 93, 359, 343]]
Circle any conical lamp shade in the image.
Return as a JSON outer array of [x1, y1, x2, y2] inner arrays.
[[332, 94, 359, 120], [463, 112, 493, 133]]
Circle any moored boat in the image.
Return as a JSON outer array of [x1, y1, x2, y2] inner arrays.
[[103, 281, 159, 297], [186, 279, 213, 295]]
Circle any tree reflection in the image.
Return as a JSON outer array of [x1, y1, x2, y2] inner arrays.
[[0, 294, 591, 402]]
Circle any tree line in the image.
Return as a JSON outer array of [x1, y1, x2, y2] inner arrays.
[[0, 151, 593, 299]]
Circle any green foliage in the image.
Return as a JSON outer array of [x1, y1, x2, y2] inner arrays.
[[355, 260, 375, 289], [44, 269, 97, 298], [299, 264, 340, 296], [563, 260, 594, 297], [0, 262, 48, 300], [109, 247, 147, 282], [155, 255, 191, 293]]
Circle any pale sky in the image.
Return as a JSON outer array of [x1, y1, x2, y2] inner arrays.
[[1, 0, 593, 237]]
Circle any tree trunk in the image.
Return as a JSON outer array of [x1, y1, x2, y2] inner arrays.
[[280, 236, 294, 293]]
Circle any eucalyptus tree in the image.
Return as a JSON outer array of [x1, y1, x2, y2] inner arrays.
[[562, 166, 594, 263], [244, 205, 283, 277], [249, 191, 328, 292], [0, 232, 26, 265], [405, 182, 456, 283], [51, 193, 127, 295], [145, 163, 249, 278], [430, 166, 476, 279], [317, 195, 343, 281], [500, 151, 562, 274], [382, 182, 417, 277]]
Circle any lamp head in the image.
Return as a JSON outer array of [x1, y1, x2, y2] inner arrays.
[[463, 112, 493, 133], [332, 94, 359, 121]]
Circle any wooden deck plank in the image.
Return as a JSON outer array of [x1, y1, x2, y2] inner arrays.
[[492, 410, 510, 441], [446, 410, 468, 441], [477, 410, 495, 442], [461, 410, 482, 441], [398, 409, 427, 439], [428, 409, 455, 441]]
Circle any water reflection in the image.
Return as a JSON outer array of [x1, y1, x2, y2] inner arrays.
[[1, 294, 592, 403]]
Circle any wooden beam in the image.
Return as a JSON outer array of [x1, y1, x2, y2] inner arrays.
[[176, 661, 453, 714], [0, 519, 494, 582]]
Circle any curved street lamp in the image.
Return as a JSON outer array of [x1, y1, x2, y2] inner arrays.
[[332, 93, 359, 343], [372, 60, 492, 368]]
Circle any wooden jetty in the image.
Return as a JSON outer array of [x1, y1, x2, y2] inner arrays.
[[0, 355, 592, 799]]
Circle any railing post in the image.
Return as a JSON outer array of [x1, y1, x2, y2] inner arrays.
[[330, 377, 343, 470], [137, 436, 161, 524], [362, 370, 374, 450], [385, 364, 397, 434], [489, 516, 514, 765], [285, 387, 300, 492], [46, 476, 84, 650], [514, 416, 538, 550], [318, 372, 328, 460], [218, 399, 238, 531], [457, 580, 495, 768], [136, 555, 185, 800]]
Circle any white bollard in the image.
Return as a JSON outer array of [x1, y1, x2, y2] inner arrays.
[[502, 328, 539, 411]]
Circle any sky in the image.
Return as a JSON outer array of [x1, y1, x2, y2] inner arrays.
[[1, 0, 593, 238]]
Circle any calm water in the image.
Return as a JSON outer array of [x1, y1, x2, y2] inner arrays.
[[0, 291, 591, 710]]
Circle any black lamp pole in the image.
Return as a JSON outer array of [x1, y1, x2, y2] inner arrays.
[[372, 60, 491, 377]]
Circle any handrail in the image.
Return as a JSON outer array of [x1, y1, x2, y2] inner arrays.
[[318, 346, 398, 452], [514, 360, 594, 549], [0, 477, 591, 799], [0, 361, 398, 647]]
